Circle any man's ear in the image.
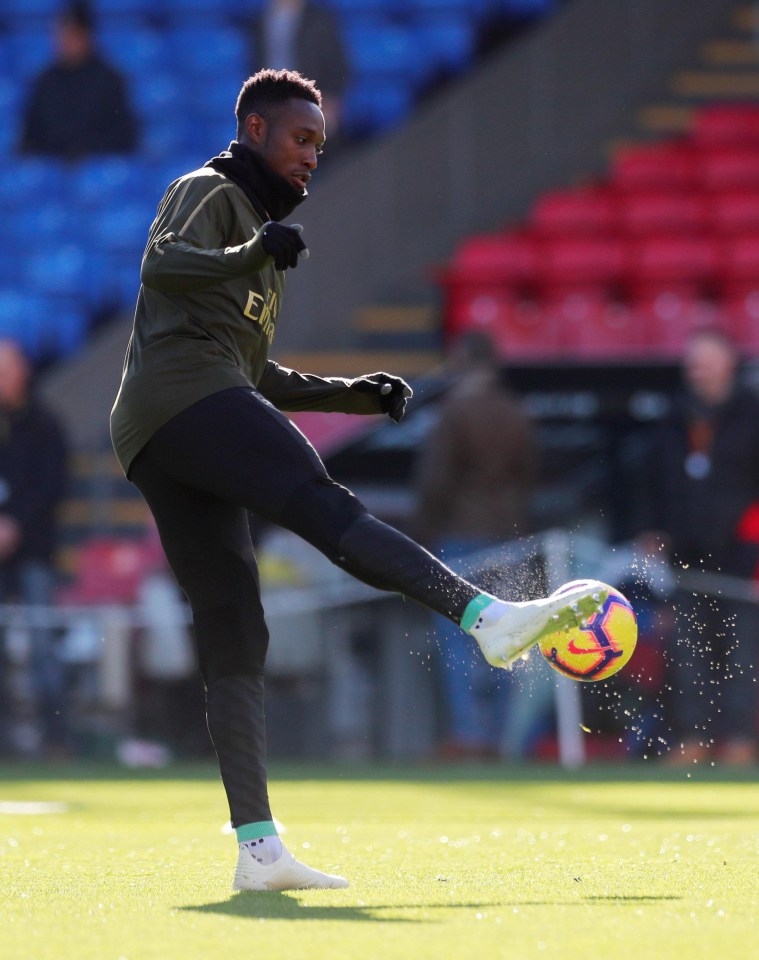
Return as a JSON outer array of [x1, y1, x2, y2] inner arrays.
[[244, 112, 266, 145]]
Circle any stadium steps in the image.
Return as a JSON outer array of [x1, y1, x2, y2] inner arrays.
[[275, 346, 443, 379], [635, 3, 759, 138], [56, 450, 149, 578]]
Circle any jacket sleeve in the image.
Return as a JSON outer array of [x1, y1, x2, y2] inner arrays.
[[140, 178, 271, 294], [257, 361, 382, 414]]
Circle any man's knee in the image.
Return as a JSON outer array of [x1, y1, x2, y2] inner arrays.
[[278, 475, 367, 559]]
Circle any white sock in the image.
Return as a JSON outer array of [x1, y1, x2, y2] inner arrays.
[[241, 835, 283, 866]]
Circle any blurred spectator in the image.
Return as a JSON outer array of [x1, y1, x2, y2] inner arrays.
[[637, 328, 759, 766], [413, 332, 539, 759], [0, 341, 68, 758], [250, 0, 348, 141], [19, 1, 138, 161]]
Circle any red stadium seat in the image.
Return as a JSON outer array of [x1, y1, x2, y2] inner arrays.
[[631, 296, 722, 356], [552, 296, 650, 358], [718, 235, 759, 303], [723, 294, 759, 353], [536, 236, 627, 296], [444, 287, 561, 359], [698, 147, 759, 191], [610, 142, 698, 192], [444, 231, 537, 284], [529, 187, 617, 237], [711, 191, 759, 235], [626, 235, 720, 298], [692, 105, 759, 148], [618, 191, 710, 237]]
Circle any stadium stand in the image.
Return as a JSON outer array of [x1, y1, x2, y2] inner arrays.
[[0, 0, 561, 365], [439, 101, 759, 360]]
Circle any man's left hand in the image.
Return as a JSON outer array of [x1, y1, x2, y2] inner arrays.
[[351, 372, 413, 423]]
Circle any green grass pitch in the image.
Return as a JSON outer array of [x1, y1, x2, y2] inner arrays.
[[1, 762, 758, 960]]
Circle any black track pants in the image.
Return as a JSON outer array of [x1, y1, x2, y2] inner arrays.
[[130, 387, 479, 825]]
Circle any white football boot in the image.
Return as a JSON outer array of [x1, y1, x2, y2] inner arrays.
[[465, 582, 608, 670], [233, 844, 349, 892]]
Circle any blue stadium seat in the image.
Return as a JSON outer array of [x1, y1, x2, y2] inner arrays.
[[0, 159, 67, 208], [344, 21, 426, 88], [140, 117, 194, 161], [0, 289, 47, 358], [69, 156, 148, 207], [411, 14, 477, 72], [95, 201, 154, 254], [491, 0, 558, 15], [95, 0, 157, 16], [131, 73, 182, 121], [24, 244, 89, 299], [343, 79, 412, 137], [8, 201, 72, 247], [2, 0, 61, 16], [98, 27, 167, 80], [165, 26, 248, 79], [30, 297, 89, 360], [6, 28, 54, 82]]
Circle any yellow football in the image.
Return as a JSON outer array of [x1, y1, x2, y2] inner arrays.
[[539, 579, 637, 682]]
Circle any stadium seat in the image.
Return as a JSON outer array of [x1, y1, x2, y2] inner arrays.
[[165, 27, 248, 80], [711, 191, 759, 235], [618, 191, 710, 237], [692, 105, 759, 148], [723, 293, 759, 351], [699, 147, 759, 191], [719, 235, 759, 299], [610, 142, 698, 192], [536, 236, 627, 297], [0, 289, 47, 357], [344, 20, 426, 88], [69, 156, 148, 207], [626, 236, 720, 299], [410, 14, 477, 73], [2, 0, 60, 15], [98, 27, 167, 80], [95, 201, 154, 254], [131, 73, 182, 122], [445, 291, 560, 359], [0, 159, 67, 208], [555, 297, 649, 358], [6, 28, 54, 82], [631, 295, 722, 356], [342, 79, 413, 136], [529, 188, 617, 237], [447, 231, 537, 281]]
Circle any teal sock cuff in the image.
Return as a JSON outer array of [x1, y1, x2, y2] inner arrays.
[[460, 594, 495, 632], [235, 820, 279, 843]]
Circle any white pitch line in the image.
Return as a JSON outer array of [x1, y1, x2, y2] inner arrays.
[[0, 801, 69, 815]]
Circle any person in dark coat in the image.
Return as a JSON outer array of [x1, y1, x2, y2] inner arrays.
[[0, 341, 68, 757], [250, 0, 348, 140], [639, 327, 759, 765], [414, 332, 540, 759], [19, 1, 138, 160]]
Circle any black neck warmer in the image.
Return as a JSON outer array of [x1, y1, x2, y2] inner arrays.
[[205, 140, 306, 223]]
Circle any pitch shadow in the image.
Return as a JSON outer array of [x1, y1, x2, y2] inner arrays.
[[178, 896, 503, 923]]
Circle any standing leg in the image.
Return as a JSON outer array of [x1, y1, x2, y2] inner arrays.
[[130, 452, 348, 892]]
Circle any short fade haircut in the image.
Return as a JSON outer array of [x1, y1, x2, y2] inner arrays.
[[235, 69, 322, 138]]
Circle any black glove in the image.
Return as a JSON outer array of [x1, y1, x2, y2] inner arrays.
[[351, 372, 413, 423], [260, 222, 308, 270]]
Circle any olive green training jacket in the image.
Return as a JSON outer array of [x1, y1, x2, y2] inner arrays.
[[110, 164, 381, 476]]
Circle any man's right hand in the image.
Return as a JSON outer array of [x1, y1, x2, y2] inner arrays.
[[260, 222, 308, 271]]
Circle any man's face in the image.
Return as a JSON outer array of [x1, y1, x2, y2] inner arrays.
[[245, 98, 325, 194], [683, 334, 737, 405], [0, 342, 29, 410]]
